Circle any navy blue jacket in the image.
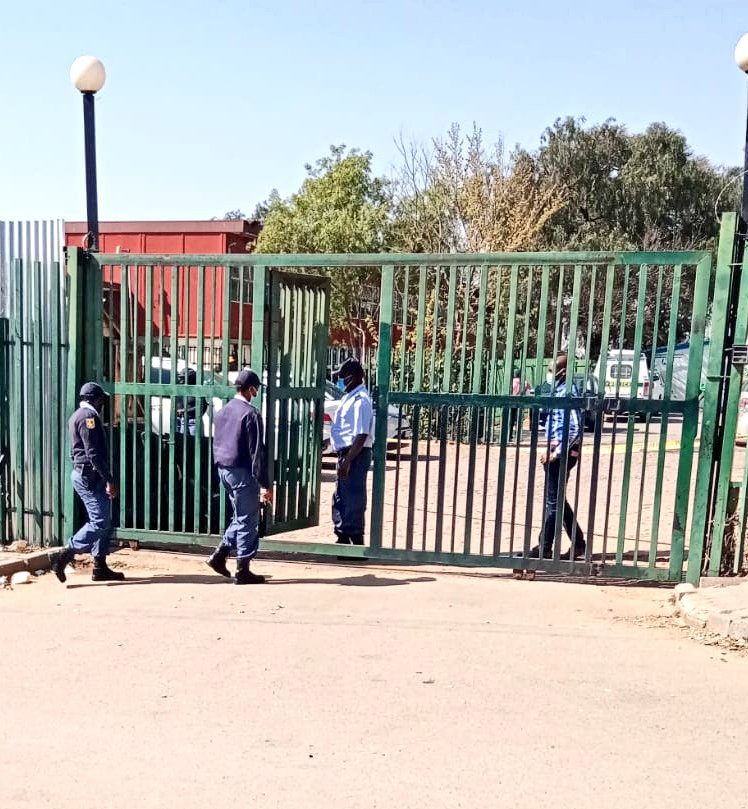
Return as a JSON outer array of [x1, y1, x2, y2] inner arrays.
[[213, 397, 269, 488], [68, 405, 113, 484]]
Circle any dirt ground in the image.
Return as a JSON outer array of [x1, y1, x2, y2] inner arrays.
[[2, 550, 747, 809], [288, 418, 700, 565]]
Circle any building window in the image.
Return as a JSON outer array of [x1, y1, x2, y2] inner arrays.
[[228, 267, 252, 303]]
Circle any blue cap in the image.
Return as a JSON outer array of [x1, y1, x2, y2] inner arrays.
[[79, 382, 108, 399], [235, 369, 262, 390]]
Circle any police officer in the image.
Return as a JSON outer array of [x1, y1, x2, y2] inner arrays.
[[330, 358, 374, 547], [207, 369, 272, 584], [53, 382, 124, 583]]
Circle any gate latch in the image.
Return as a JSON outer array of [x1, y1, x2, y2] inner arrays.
[[728, 344, 748, 366]]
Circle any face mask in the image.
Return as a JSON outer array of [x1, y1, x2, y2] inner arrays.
[[546, 372, 555, 385]]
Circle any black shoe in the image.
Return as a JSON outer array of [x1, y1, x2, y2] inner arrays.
[[52, 548, 75, 583], [560, 542, 586, 561], [207, 546, 231, 578], [335, 534, 351, 544], [235, 560, 265, 585], [527, 545, 553, 559], [92, 559, 126, 582]]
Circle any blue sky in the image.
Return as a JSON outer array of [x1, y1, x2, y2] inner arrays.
[[1, 0, 747, 221]]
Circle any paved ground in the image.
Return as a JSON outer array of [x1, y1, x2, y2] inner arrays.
[[2, 550, 747, 809], [677, 581, 748, 641]]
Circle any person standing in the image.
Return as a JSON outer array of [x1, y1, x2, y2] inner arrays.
[[330, 358, 374, 547], [53, 382, 123, 583], [207, 369, 272, 584], [529, 354, 586, 561]]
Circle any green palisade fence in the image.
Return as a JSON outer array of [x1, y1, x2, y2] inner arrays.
[[1, 259, 67, 546]]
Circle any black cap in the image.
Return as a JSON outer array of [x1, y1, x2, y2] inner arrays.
[[235, 368, 262, 390], [79, 382, 108, 399], [336, 357, 364, 378]]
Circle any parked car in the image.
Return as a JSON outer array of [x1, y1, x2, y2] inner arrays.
[[322, 382, 412, 454], [594, 350, 663, 402]]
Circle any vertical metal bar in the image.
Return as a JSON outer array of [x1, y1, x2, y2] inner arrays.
[[237, 266, 246, 369], [371, 265, 394, 551], [63, 250, 83, 544], [457, 268, 472, 394], [547, 266, 567, 563], [118, 262, 129, 532], [523, 265, 550, 557], [443, 265, 457, 393], [50, 261, 62, 544], [480, 267, 503, 552], [681, 253, 715, 582], [633, 265, 663, 564], [413, 266, 427, 391], [491, 264, 519, 555], [464, 267, 488, 555], [130, 265, 140, 530], [31, 261, 43, 543], [616, 265, 648, 565], [602, 265, 630, 563], [165, 264, 179, 533], [399, 267, 410, 394], [585, 265, 615, 563], [649, 266, 681, 567], [144, 265, 154, 530], [707, 249, 748, 575]]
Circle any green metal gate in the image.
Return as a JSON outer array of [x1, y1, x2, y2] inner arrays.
[[263, 271, 330, 535], [66, 251, 330, 546], [62, 242, 747, 583], [370, 250, 712, 582]]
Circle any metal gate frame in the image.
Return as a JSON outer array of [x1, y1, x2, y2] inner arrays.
[[62, 242, 748, 582]]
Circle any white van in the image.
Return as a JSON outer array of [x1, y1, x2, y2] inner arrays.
[[594, 350, 664, 401]]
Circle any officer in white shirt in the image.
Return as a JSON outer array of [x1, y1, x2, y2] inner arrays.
[[330, 358, 374, 546]]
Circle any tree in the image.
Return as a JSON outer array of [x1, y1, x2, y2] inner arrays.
[[391, 123, 566, 253], [255, 146, 392, 348], [524, 117, 741, 349]]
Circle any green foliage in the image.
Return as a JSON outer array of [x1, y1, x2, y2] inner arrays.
[[530, 117, 739, 250], [255, 146, 390, 339]]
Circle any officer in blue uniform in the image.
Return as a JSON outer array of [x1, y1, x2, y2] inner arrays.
[[53, 382, 124, 583], [330, 358, 374, 547], [207, 369, 272, 584]]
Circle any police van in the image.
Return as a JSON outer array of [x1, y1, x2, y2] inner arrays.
[[594, 350, 664, 402]]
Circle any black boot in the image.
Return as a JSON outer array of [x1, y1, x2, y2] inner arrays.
[[235, 558, 265, 585], [560, 540, 586, 561], [526, 545, 553, 559], [92, 557, 125, 582], [207, 545, 231, 578], [52, 548, 75, 583]]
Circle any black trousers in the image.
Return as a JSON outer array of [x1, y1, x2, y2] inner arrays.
[[332, 447, 372, 543], [540, 451, 584, 552]]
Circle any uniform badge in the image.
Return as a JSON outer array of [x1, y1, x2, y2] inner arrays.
[[85, 418, 96, 429]]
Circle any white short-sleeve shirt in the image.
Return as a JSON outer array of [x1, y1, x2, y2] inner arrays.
[[330, 384, 374, 451]]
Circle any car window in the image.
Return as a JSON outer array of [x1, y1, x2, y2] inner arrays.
[[609, 363, 632, 380]]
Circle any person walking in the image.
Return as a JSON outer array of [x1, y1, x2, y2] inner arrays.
[[529, 354, 586, 561], [330, 358, 374, 548], [53, 382, 123, 583], [207, 369, 272, 584]]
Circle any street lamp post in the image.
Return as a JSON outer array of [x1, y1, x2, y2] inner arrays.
[[70, 56, 106, 252], [735, 33, 748, 229]]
